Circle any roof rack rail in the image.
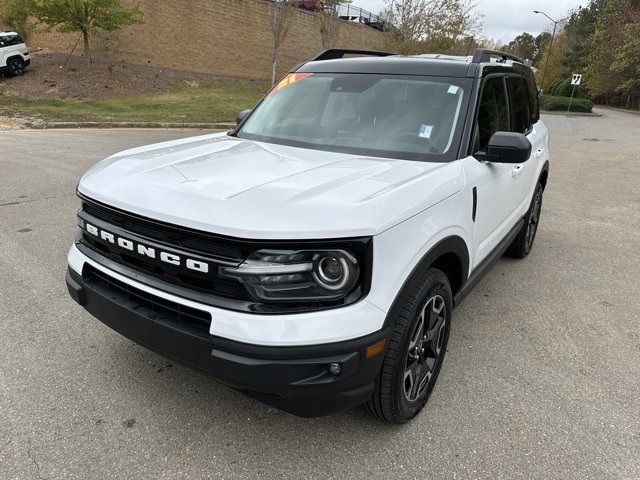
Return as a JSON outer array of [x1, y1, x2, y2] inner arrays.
[[311, 49, 396, 61], [471, 49, 524, 64]]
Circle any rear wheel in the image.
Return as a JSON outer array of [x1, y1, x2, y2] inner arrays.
[[8, 57, 25, 77], [364, 268, 452, 423], [506, 182, 543, 258]]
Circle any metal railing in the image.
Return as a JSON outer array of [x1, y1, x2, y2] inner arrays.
[[335, 4, 388, 31], [287, 1, 390, 31]]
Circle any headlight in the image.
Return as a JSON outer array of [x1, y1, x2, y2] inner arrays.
[[219, 249, 360, 303]]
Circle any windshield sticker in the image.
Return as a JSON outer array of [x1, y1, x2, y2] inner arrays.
[[419, 124, 433, 139], [267, 73, 314, 97], [447, 85, 459, 95]]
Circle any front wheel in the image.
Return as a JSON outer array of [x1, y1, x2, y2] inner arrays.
[[364, 268, 452, 423], [506, 182, 543, 258], [8, 57, 25, 77]]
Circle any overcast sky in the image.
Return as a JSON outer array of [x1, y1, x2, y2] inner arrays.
[[354, 0, 583, 44]]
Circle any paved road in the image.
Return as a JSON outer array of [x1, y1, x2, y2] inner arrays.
[[1, 111, 639, 479]]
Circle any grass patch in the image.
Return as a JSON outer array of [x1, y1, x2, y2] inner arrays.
[[0, 79, 270, 123], [540, 95, 593, 113]]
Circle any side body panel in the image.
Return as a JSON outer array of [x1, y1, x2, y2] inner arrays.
[[0, 42, 29, 67], [463, 156, 525, 268], [523, 119, 550, 199], [366, 173, 474, 313]]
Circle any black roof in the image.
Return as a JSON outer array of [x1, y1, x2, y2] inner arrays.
[[296, 49, 533, 79], [298, 56, 472, 77]]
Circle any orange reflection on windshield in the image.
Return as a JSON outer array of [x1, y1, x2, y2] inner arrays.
[[267, 73, 314, 97]]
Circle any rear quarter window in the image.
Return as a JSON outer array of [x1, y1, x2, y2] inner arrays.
[[507, 76, 531, 134], [524, 74, 539, 124]]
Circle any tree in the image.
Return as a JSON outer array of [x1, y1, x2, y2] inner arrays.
[[269, 0, 294, 85], [560, 2, 602, 74], [535, 31, 569, 91], [583, 0, 629, 104], [1, 0, 35, 38], [506, 32, 536, 61], [383, 0, 482, 55], [611, 22, 640, 108], [533, 32, 551, 65], [317, 0, 341, 49], [30, 0, 143, 64], [529, 0, 640, 109]]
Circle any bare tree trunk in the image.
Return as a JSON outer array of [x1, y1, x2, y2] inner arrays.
[[83, 31, 92, 64], [271, 52, 277, 85], [318, 1, 340, 49], [64, 33, 83, 68], [269, 0, 292, 85]]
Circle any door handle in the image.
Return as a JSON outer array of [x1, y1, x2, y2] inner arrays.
[[511, 164, 524, 177]]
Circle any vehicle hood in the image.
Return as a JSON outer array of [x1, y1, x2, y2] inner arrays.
[[78, 133, 464, 239]]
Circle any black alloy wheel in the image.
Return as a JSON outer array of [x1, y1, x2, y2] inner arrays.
[[403, 294, 447, 402], [364, 268, 452, 423], [8, 58, 25, 77]]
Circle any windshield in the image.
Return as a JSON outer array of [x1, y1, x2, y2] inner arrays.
[[237, 73, 469, 162]]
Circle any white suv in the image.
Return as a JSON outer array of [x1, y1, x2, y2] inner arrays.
[[0, 31, 30, 76], [66, 49, 549, 423]]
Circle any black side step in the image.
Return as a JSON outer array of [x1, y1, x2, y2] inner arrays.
[[453, 217, 524, 306]]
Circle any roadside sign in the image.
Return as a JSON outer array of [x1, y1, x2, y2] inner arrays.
[[568, 74, 583, 111]]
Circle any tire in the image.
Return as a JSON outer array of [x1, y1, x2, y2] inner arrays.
[[7, 57, 25, 77], [506, 182, 543, 259], [364, 268, 452, 423]]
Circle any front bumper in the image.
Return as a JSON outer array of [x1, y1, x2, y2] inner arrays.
[[66, 267, 389, 417]]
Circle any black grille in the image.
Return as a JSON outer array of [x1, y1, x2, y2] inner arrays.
[[79, 198, 251, 301], [84, 264, 211, 337], [82, 200, 243, 261], [79, 232, 248, 300]]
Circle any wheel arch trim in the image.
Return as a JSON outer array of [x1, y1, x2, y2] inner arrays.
[[382, 235, 469, 329], [6, 54, 25, 64], [539, 160, 550, 189]]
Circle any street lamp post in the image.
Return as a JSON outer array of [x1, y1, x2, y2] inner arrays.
[[533, 10, 562, 94]]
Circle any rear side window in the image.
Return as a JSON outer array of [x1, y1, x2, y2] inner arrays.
[[507, 77, 530, 134], [476, 77, 509, 152], [524, 75, 540, 124], [0, 35, 22, 47]]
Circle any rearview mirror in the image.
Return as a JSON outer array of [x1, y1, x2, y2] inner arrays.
[[236, 109, 252, 126], [477, 132, 532, 164]]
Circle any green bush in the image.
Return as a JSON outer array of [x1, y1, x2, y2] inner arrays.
[[547, 78, 583, 98], [540, 95, 593, 113]]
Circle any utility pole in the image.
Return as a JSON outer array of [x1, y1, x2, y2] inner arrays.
[[533, 11, 565, 94]]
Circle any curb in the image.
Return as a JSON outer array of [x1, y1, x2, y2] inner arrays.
[[594, 105, 640, 116], [23, 120, 235, 130]]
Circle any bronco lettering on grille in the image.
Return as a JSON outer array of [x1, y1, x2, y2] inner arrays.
[[84, 222, 209, 274]]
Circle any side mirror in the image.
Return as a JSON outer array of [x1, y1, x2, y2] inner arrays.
[[478, 132, 532, 164], [236, 109, 252, 126]]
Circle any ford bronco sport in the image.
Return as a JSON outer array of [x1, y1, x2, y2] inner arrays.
[[66, 49, 549, 423], [0, 31, 30, 76]]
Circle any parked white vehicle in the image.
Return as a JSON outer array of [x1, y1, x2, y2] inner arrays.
[[0, 31, 30, 76], [66, 48, 549, 423]]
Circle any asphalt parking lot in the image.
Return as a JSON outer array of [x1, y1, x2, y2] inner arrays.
[[1, 109, 639, 479]]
